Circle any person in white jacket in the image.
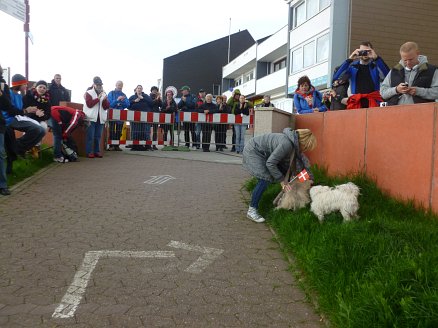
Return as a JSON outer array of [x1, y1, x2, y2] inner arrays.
[[83, 76, 110, 158]]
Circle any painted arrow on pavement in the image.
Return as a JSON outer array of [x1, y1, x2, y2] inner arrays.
[[167, 240, 224, 274]]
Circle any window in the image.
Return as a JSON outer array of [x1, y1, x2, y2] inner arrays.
[[303, 41, 315, 67], [244, 71, 254, 82], [291, 48, 303, 73], [306, 0, 318, 19], [274, 58, 286, 72], [317, 33, 329, 62], [295, 2, 306, 27], [320, 0, 330, 10], [234, 77, 242, 87], [292, 0, 330, 27]]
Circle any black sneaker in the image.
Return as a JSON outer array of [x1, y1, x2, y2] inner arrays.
[[0, 188, 11, 196]]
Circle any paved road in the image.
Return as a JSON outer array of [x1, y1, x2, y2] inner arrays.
[[0, 149, 323, 327]]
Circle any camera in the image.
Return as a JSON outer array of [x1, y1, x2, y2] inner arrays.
[[401, 82, 409, 87], [358, 50, 370, 56]]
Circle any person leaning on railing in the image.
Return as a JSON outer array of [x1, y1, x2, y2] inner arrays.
[[233, 94, 252, 154], [177, 85, 197, 148], [214, 95, 230, 151], [198, 93, 217, 152], [161, 87, 178, 145]]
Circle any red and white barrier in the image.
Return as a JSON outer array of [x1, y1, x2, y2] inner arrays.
[[179, 112, 253, 125], [108, 109, 174, 124]]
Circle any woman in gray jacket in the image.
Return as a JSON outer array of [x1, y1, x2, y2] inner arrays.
[[242, 128, 316, 223]]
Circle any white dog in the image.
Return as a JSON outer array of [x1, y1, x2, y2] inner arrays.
[[310, 182, 360, 222], [273, 179, 312, 211]]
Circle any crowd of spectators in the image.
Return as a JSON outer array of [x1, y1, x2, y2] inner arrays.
[[295, 41, 438, 114]]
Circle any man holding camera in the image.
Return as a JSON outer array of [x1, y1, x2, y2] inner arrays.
[[333, 41, 389, 108], [380, 41, 438, 106]]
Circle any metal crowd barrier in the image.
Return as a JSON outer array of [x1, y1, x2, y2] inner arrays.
[[106, 109, 175, 147], [106, 109, 254, 150], [177, 112, 254, 150]]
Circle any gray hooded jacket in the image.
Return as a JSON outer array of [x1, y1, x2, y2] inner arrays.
[[380, 55, 438, 105], [242, 128, 312, 183]]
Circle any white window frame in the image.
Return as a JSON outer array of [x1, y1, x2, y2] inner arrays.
[[289, 32, 329, 73], [292, 0, 331, 28]]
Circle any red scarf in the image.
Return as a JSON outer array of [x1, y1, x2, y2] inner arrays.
[[32, 88, 50, 104], [295, 87, 315, 108]]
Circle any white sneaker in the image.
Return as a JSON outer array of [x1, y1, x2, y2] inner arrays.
[[247, 207, 265, 223], [54, 157, 68, 163]]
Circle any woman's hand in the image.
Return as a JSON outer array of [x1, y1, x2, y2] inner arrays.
[[281, 181, 292, 192]]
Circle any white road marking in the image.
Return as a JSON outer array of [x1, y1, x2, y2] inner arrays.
[[167, 240, 224, 274], [52, 250, 175, 319], [143, 175, 176, 185]]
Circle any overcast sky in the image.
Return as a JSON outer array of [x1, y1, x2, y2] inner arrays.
[[2, 0, 287, 103]]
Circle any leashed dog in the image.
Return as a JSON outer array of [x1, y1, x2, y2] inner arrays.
[[273, 179, 312, 211], [309, 182, 360, 223]]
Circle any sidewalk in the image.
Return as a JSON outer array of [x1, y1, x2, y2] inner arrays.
[[0, 149, 324, 327]]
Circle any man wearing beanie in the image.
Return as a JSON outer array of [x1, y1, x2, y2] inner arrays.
[[1, 72, 45, 165]]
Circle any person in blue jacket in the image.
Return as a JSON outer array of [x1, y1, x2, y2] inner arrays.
[[332, 41, 389, 108], [107, 80, 130, 151], [129, 85, 154, 151], [177, 85, 197, 148], [293, 76, 327, 114]]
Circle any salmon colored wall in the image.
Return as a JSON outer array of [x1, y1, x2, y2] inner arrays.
[[295, 103, 438, 213]]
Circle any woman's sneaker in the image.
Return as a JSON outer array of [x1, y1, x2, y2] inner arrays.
[[247, 207, 265, 223], [54, 157, 68, 163]]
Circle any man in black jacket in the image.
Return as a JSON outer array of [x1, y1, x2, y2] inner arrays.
[[49, 74, 71, 106]]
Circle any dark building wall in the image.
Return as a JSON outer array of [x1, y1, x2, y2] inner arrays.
[[162, 30, 255, 96], [350, 0, 438, 68]]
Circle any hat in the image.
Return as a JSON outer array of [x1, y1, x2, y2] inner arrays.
[[180, 85, 190, 91], [35, 80, 48, 88], [93, 76, 103, 85], [165, 86, 177, 98], [199, 88, 205, 93], [233, 89, 241, 95], [11, 74, 27, 87], [150, 86, 159, 92]]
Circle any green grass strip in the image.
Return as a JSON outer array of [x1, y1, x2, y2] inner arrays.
[[7, 147, 54, 186], [247, 166, 438, 327]]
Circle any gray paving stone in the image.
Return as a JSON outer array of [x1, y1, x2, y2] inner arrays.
[[0, 151, 324, 327]]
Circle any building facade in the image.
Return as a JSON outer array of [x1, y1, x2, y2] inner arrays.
[[162, 30, 255, 97], [222, 0, 438, 112]]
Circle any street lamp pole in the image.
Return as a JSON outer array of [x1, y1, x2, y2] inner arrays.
[[24, 0, 30, 80]]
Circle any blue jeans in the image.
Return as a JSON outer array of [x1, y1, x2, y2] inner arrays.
[[250, 179, 270, 209], [0, 133, 7, 189], [49, 118, 63, 158], [86, 121, 104, 155], [234, 124, 245, 152], [195, 123, 201, 144], [9, 118, 46, 154]]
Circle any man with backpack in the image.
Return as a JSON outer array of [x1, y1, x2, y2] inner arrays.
[[50, 106, 85, 163]]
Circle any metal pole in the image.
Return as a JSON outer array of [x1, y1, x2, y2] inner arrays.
[[24, 0, 30, 80], [227, 18, 231, 63]]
